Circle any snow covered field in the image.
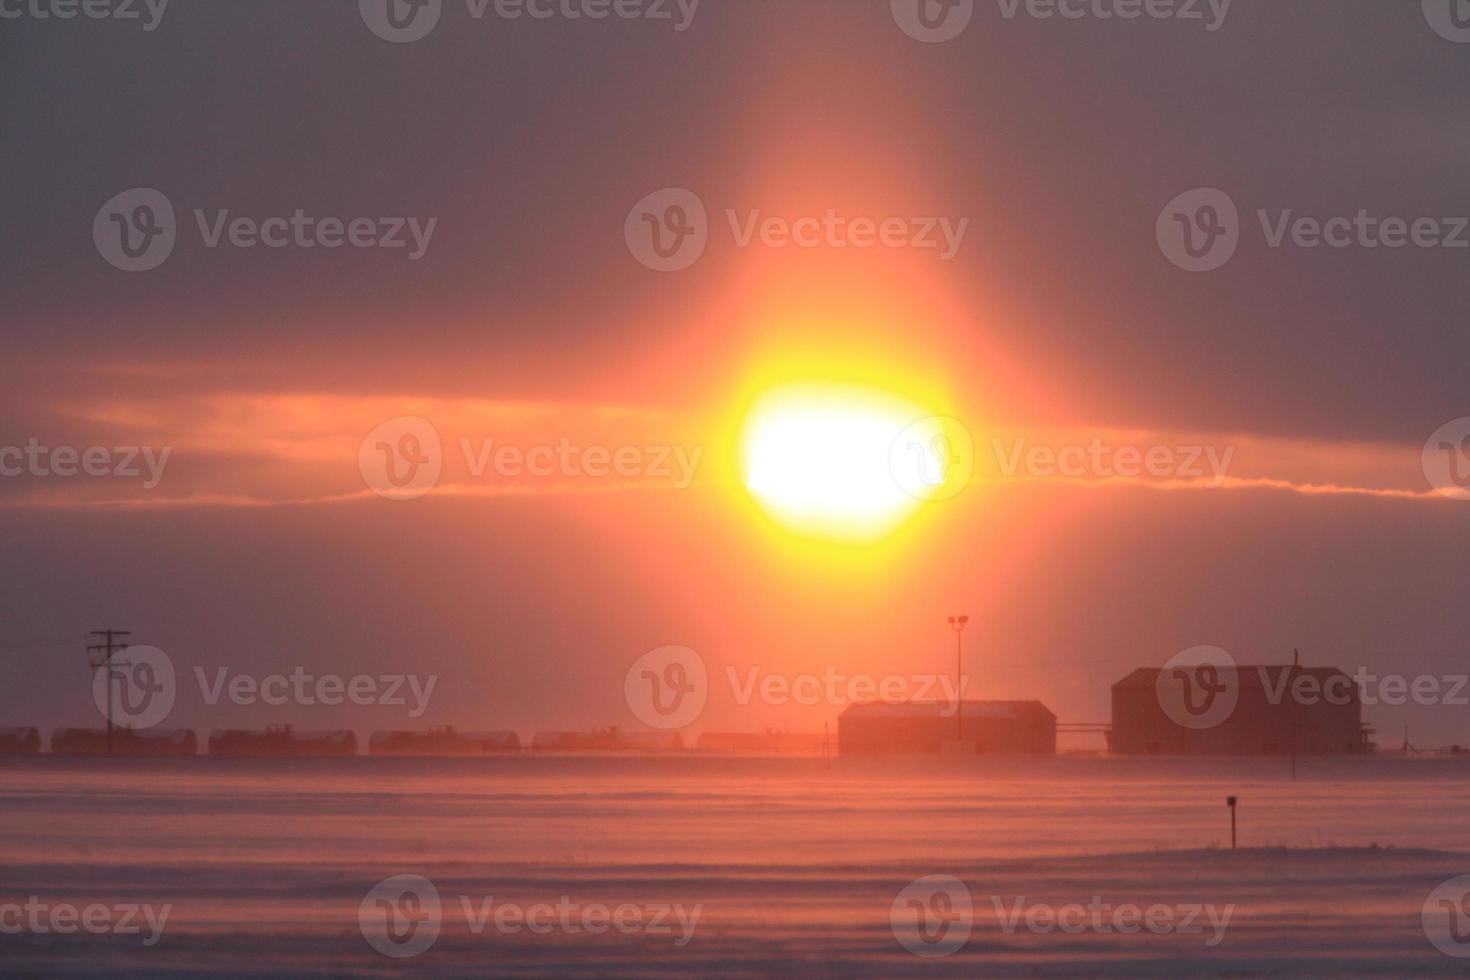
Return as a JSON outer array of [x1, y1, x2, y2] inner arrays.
[[2, 755, 1468, 976]]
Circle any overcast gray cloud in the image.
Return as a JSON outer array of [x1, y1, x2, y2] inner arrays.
[[3, 0, 1469, 745]]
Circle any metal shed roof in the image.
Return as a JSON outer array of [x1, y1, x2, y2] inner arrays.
[[1113, 666, 1351, 689], [838, 700, 1055, 720]]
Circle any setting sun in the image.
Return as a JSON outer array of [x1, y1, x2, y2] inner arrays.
[[738, 384, 931, 541]]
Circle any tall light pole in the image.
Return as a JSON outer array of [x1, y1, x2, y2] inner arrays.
[[948, 615, 969, 743]]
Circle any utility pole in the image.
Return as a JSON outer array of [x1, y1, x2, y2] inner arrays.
[[88, 630, 132, 755], [948, 615, 969, 743]]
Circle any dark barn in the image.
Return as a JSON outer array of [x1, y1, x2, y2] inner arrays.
[[838, 701, 1057, 757], [0, 727, 42, 755], [207, 726, 357, 758], [50, 728, 198, 757], [369, 727, 521, 756], [1112, 665, 1371, 756], [530, 728, 684, 753]]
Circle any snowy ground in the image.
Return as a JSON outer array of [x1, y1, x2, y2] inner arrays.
[[2, 755, 1468, 976]]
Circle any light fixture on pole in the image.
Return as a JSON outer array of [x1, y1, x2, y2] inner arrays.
[[947, 615, 969, 743]]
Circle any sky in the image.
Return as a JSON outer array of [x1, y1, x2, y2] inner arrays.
[[2, 0, 1469, 747]]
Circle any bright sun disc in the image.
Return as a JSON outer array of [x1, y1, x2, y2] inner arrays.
[[739, 384, 928, 541]]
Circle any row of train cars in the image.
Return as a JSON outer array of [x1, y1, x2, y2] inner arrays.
[[0, 725, 829, 758]]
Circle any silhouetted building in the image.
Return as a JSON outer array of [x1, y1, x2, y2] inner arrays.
[[50, 727, 197, 757], [369, 727, 521, 756], [1112, 665, 1371, 755], [695, 730, 828, 755], [0, 727, 41, 755], [838, 701, 1057, 756], [207, 726, 357, 757], [531, 727, 683, 752]]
